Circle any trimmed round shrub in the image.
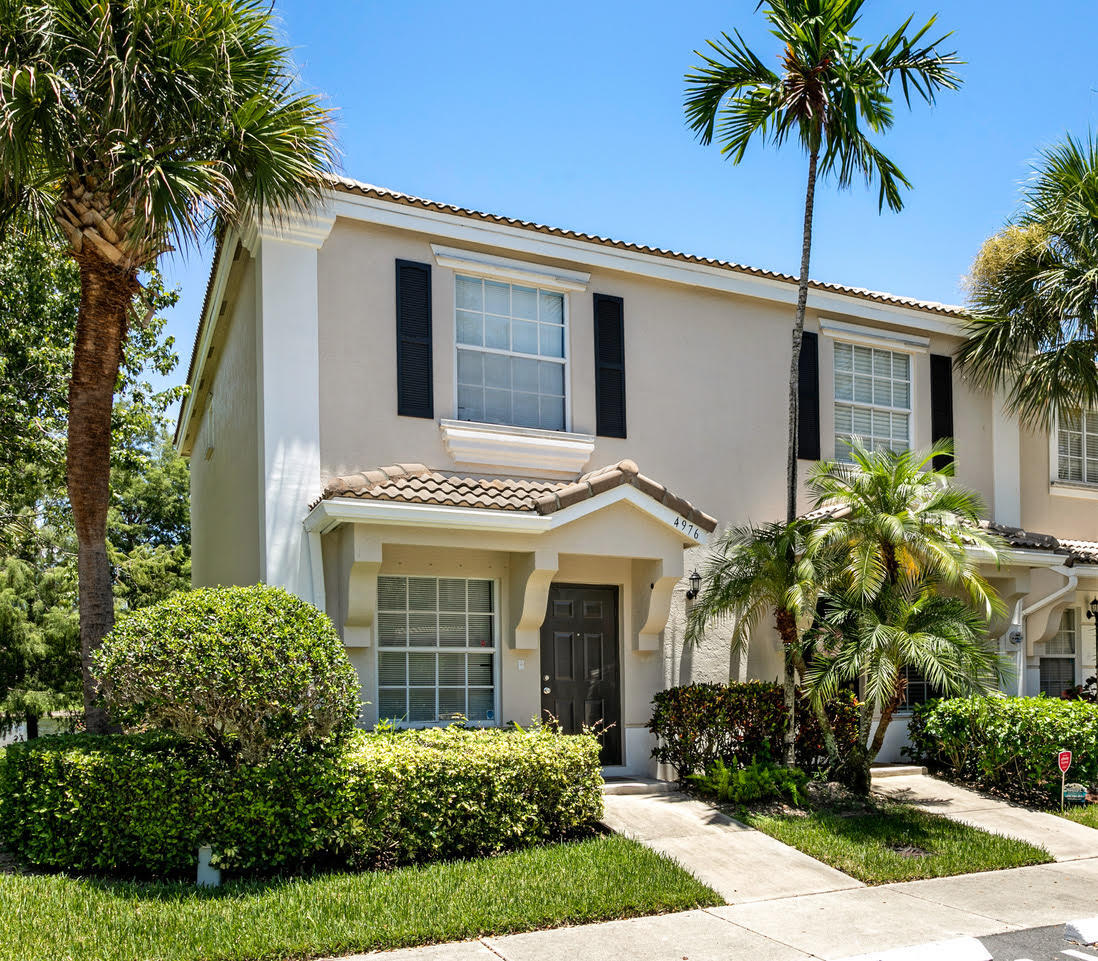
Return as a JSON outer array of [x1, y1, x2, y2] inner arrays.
[[648, 681, 860, 779], [0, 725, 603, 877], [93, 585, 360, 763], [907, 695, 1098, 805]]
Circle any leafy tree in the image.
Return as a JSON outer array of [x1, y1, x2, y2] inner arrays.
[[684, 0, 962, 527], [0, 0, 335, 731], [686, 521, 822, 766], [803, 441, 1007, 792], [0, 233, 188, 736], [956, 134, 1098, 426]]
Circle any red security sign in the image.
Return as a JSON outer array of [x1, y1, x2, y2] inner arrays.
[[1059, 750, 1072, 773]]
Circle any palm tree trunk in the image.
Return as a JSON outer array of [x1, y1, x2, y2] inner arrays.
[[785, 147, 819, 525], [67, 250, 139, 734], [775, 608, 799, 767]]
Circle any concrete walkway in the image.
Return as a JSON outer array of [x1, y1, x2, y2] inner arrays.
[[600, 790, 863, 903], [330, 856, 1098, 961], [872, 773, 1098, 861]]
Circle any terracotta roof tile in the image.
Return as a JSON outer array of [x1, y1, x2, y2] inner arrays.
[[317, 460, 718, 534], [331, 178, 968, 319]]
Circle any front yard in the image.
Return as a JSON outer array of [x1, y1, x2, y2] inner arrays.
[[741, 801, 1052, 884], [0, 834, 720, 961]]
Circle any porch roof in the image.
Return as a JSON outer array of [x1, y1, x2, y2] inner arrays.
[[317, 459, 718, 534]]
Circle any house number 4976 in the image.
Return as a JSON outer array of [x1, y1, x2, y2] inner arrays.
[[673, 517, 702, 540]]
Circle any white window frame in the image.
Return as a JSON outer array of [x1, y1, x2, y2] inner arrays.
[[1049, 411, 1098, 497], [832, 339, 917, 462], [375, 575, 502, 729], [449, 269, 574, 434], [1037, 606, 1080, 697]]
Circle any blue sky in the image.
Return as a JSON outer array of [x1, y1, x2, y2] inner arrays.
[[158, 0, 1098, 401]]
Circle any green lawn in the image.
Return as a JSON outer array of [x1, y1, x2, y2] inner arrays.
[[740, 803, 1052, 884], [0, 835, 720, 961], [1059, 805, 1098, 830]]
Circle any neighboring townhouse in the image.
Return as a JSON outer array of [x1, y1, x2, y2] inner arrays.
[[175, 179, 1098, 774]]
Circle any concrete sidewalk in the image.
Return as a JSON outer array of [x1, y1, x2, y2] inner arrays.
[[332, 856, 1098, 961], [601, 790, 863, 902], [872, 773, 1098, 861]]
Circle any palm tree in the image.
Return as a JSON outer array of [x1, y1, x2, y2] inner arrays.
[[684, 1, 962, 525], [686, 521, 823, 766], [0, 0, 335, 732], [955, 134, 1098, 428], [806, 440, 1004, 616], [806, 575, 1004, 793], [803, 440, 1007, 791]]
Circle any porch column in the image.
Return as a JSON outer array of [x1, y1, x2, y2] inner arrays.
[[245, 208, 335, 599]]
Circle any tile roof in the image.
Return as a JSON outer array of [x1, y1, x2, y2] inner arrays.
[[980, 522, 1098, 565], [318, 459, 718, 534], [331, 177, 969, 320], [175, 176, 971, 448]]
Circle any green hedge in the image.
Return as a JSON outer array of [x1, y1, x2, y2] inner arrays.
[[907, 696, 1098, 805], [0, 725, 603, 877], [648, 681, 860, 779]]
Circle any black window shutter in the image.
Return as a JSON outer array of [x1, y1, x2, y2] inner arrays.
[[395, 259, 433, 418], [593, 294, 626, 438], [930, 353, 955, 470], [797, 331, 821, 460]]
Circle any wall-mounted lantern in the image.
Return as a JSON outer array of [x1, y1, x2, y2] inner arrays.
[[686, 570, 702, 600]]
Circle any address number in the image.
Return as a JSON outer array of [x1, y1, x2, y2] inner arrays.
[[673, 516, 703, 540]]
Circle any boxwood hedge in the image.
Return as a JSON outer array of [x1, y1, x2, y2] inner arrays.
[[0, 725, 602, 877], [907, 695, 1098, 805]]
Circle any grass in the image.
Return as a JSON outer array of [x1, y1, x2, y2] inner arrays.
[[1059, 804, 1098, 830], [740, 802, 1052, 884], [0, 834, 720, 961]]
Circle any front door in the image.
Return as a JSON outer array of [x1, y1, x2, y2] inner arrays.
[[540, 584, 621, 765]]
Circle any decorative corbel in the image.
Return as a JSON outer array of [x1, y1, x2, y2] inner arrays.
[[512, 549, 558, 650], [637, 558, 681, 651], [343, 527, 382, 648]]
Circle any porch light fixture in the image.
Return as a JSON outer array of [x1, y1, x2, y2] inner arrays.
[[1087, 598, 1098, 622], [686, 570, 702, 600]]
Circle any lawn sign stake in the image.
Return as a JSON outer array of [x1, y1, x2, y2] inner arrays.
[[1059, 750, 1072, 811]]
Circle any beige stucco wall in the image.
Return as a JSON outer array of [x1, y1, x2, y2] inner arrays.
[[187, 200, 1098, 767], [189, 258, 261, 588]]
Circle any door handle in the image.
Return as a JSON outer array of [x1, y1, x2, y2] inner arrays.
[[543, 687, 551, 695]]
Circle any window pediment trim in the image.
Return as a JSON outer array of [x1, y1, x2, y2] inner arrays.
[[431, 244, 590, 292], [820, 317, 930, 354]]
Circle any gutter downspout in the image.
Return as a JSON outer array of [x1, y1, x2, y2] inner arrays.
[[1020, 564, 1077, 697], [302, 512, 327, 613]]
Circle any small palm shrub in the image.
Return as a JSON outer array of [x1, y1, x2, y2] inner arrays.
[[93, 585, 360, 763], [689, 757, 808, 807]]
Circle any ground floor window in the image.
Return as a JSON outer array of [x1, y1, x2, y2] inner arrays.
[[897, 665, 938, 710], [376, 575, 497, 725], [1038, 609, 1077, 697]]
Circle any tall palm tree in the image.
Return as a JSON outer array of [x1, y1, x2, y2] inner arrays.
[[686, 520, 823, 766], [956, 134, 1098, 427], [807, 575, 1004, 793], [0, 0, 336, 732], [684, 1, 962, 526]]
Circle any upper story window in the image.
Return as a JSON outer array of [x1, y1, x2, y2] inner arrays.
[[834, 342, 911, 462], [455, 274, 566, 431], [1057, 410, 1098, 484]]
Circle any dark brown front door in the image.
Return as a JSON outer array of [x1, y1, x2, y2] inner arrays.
[[540, 584, 621, 765]]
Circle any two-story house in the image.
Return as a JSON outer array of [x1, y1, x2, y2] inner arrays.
[[175, 179, 1098, 775]]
